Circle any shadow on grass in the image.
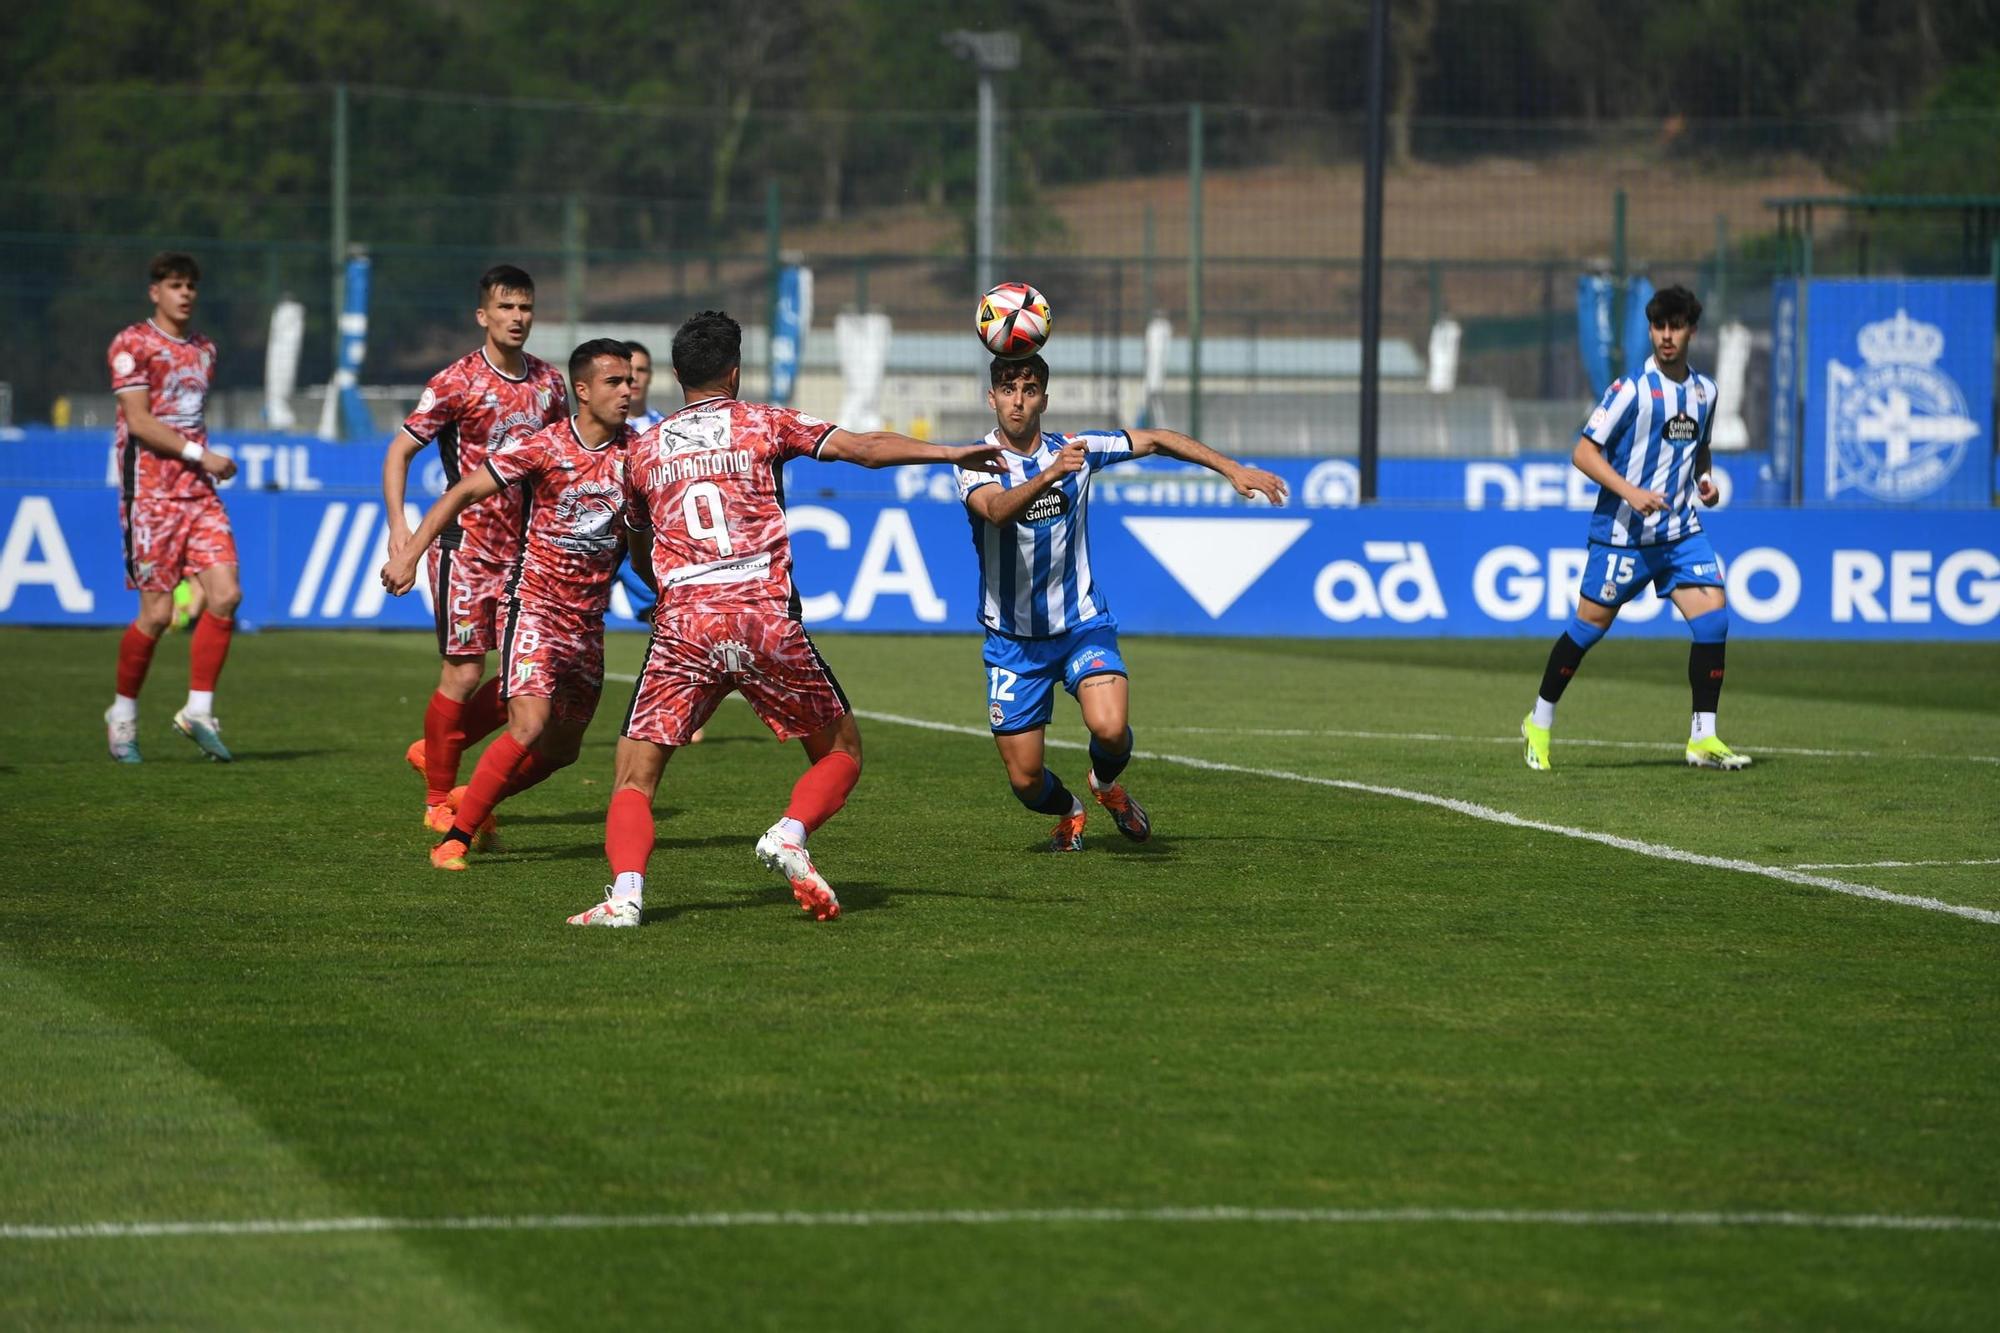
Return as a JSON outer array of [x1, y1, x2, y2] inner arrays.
[[237, 748, 344, 762], [501, 806, 686, 829], [635, 879, 1044, 924], [1019, 835, 1178, 856]]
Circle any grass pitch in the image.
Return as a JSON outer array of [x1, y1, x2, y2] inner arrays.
[[3, 627, 1998, 1329]]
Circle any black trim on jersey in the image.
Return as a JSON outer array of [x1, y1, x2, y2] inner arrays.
[[772, 459, 806, 622], [119, 439, 139, 580], [619, 628, 664, 738], [799, 629, 851, 714], [497, 597, 522, 703], [437, 420, 464, 549], [804, 422, 838, 459], [479, 347, 531, 384], [503, 485, 537, 602], [432, 546, 455, 655]]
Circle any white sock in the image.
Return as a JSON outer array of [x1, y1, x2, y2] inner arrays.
[[1531, 697, 1557, 728], [612, 871, 645, 902], [109, 695, 139, 723], [1068, 796, 1085, 817], [776, 816, 808, 845], [1690, 711, 1717, 743], [185, 690, 215, 717]]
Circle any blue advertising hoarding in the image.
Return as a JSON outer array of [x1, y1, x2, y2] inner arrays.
[[5, 483, 1995, 639], [1800, 278, 1995, 506]]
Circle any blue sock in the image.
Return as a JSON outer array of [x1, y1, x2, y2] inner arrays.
[[1565, 613, 1608, 651], [1016, 769, 1078, 816], [1088, 727, 1133, 786], [1687, 607, 1729, 644]]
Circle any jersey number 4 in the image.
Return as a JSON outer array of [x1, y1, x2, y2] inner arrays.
[[681, 481, 733, 555]]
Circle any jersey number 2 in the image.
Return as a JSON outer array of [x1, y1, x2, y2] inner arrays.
[[681, 481, 733, 556]]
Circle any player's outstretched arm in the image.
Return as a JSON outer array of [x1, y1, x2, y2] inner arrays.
[[1570, 435, 1667, 514], [818, 429, 1006, 475], [114, 388, 238, 482], [1126, 427, 1287, 505], [380, 468, 502, 595], [381, 429, 430, 555]]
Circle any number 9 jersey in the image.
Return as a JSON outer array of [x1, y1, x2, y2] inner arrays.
[[627, 395, 837, 617]]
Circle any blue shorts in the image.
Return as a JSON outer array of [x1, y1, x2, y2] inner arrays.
[[982, 621, 1127, 735], [1582, 534, 1725, 608]]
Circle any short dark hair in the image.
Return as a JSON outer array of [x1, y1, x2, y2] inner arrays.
[[990, 353, 1049, 389], [479, 264, 535, 300], [1646, 284, 1703, 327], [672, 310, 741, 389], [624, 340, 652, 360], [149, 251, 200, 284], [569, 337, 632, 384]]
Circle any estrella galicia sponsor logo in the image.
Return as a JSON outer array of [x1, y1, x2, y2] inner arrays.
[[1020, 487, 1070, 527], [1827, 309, 1981, 501], [1663, 412, 1699, 443]]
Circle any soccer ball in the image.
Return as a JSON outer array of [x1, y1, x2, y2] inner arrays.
[[976, 282, 1052, 359]]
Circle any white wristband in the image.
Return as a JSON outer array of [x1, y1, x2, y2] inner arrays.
[[180, 441, 206, 463]]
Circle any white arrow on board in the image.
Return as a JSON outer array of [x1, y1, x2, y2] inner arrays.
[[1122, 516, 1311, 618]]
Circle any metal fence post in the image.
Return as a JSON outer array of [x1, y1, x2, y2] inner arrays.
[[330, 82, 349, 383], [1187, 103, 1203, 441]]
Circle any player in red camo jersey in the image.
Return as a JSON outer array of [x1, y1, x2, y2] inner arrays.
[[381, 265, 569, 835], [382, 339, 639, 869], [565, 310, 1006, 928], [103, 251, 242, 765]]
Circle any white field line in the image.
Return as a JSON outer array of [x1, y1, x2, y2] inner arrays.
[[1793, 858, 2000, 871], [1150, 725, 2000, 765], [852, 709, 2000, 926], [6, 1205, 1997, 1242]]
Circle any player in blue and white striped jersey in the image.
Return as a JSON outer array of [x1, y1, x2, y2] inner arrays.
[[955, 353, 1288, 851], [1522, 284, 1751, 773]]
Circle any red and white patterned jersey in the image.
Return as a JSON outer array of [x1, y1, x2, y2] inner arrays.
[[109, 320, 217, 502], [628, 396, 837, 617], [484, 416, 637, 617], [402, 348, 568, 560]]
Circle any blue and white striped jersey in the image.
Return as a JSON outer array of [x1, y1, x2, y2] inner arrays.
[[1581, 356, 1716, 547], [954, 428, 1136, 638]]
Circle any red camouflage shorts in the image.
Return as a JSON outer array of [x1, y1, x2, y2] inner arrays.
[[122, 493, 236, 592], [622, 608, 850, 747], [499, 599, 606, 726], [427, 544, 511, 657]]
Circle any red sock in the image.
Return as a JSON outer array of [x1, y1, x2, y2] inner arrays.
[[500, 749, 564, 801], [422, 691, 468, 806], [785, 751, 861, 834], [188, 612, 234, 691], [115, 623, 160, 699], [460, 676, 508, 746], [605, 788, 655, 877], [453, 733, 530, 833]]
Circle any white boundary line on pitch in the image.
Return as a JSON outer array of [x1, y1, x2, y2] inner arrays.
[[852, 710, 2000, 926], [5, 1205, 1997, 1242], [1793, 858, 2000, 870], [1150, 725, 2000, 765]]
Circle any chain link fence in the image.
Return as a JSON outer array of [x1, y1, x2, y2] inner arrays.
[[4, 88, 1995, 481]]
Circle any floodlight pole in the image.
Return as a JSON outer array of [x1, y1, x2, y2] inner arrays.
[[1358, 0, 1387, 502], [945, 31, 1020, 294]]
